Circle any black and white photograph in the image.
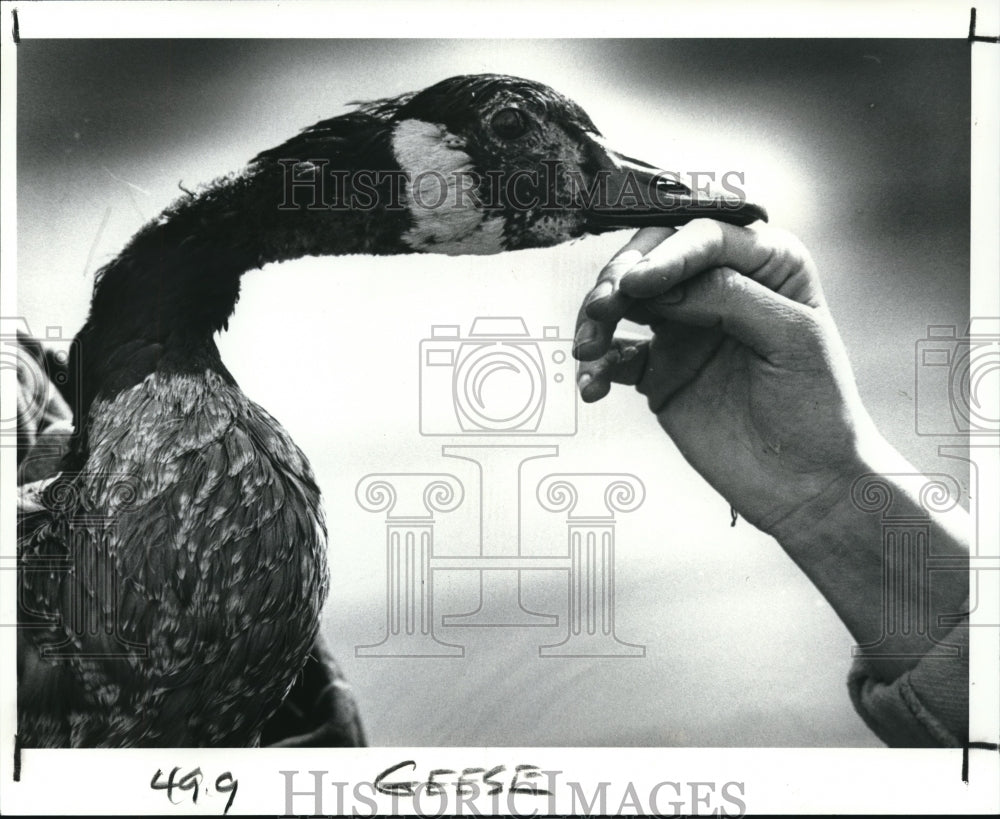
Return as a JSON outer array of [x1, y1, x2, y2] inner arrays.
[[2, 0, 998, 815]]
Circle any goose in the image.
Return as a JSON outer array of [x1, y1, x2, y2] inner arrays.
[[17, 73, 766, 747], [16, 330, 363, 748]]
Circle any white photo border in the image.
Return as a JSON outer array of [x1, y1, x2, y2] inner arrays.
[[1, 1, 997, 815]]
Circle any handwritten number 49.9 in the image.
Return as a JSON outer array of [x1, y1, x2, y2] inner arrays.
[[150, 767, 239, 815]]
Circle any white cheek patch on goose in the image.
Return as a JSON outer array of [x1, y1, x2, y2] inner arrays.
[[391, 119, 506, 255]]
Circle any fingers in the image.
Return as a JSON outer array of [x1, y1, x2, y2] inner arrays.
[[575, 220, 819, 364], [645, 265, 819, 359], [574, 227, 676, 362], [574, 220, 824, 405], [584, 227, 676, 320], [620, 220, 821, 307], [577, 323, 725, 408], [577, 337, 650, 403], [574, 267, 823, 406]]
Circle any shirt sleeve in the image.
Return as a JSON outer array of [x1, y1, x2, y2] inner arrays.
[[847, 609, 969, 747]]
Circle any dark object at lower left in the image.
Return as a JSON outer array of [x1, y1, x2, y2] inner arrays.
[[16, 333, 366, 748], [261, 636, 367, 747]]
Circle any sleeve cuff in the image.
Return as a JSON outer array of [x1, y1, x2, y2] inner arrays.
[[847, 612, 969, 748]]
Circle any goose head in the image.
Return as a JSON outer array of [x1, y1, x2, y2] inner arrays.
[[255, 73, 767, 256]]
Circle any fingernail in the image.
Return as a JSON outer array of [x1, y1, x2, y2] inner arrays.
[[589, 281, 614, 302], [613, 249, 645, 270], [578, 372, 606, 402]]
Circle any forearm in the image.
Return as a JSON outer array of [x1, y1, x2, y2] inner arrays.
[[767, 433, 970, 684]]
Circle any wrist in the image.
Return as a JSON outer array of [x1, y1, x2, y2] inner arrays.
[[765, 429, 913, 554], [765, 431, 969, 679]]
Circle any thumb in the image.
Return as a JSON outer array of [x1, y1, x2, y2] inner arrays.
[[649, 266, 821, 359]]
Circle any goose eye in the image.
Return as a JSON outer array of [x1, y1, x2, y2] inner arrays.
[[490, 107, 529, 139]]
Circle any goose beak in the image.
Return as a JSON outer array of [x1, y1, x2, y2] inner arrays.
[[581, 139, 768, 230]]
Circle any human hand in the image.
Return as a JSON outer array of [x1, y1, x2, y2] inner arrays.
[[573, 220, 882, 536]]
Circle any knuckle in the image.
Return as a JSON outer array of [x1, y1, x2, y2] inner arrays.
[[685, 218, 728, 270], [764, 226, 814, 271], [687, 217, 726, 249], [785, 303, 826, 352], [703, 265, 743, 298]]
